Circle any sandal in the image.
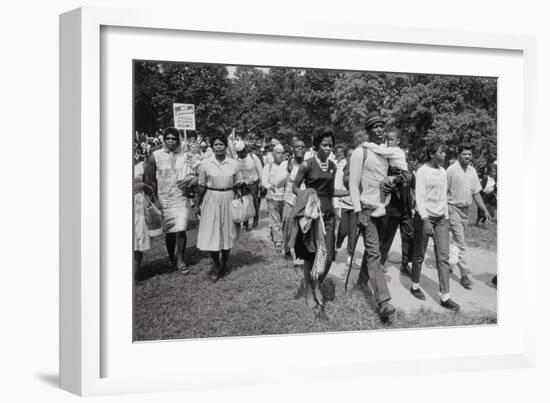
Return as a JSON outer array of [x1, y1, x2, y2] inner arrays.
[[178, 263, 190, 275]]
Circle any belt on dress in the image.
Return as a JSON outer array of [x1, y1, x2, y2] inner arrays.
[[205, 186, 234, 192]]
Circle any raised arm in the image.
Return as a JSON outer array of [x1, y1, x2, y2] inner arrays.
[[144, 155, 158, 200]]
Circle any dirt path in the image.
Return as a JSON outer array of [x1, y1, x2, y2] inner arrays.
[[328, 231, 497, 314], [251, 202, 497, 315]]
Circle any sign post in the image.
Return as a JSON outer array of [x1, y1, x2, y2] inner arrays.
[[173, 103, 196, 147]]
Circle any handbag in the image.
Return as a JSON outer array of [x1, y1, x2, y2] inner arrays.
[[144, 196, 163, 237], [230, 191, 256, 224]]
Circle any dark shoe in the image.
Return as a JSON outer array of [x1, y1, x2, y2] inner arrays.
[[378, 301, 396, 319], [410, 287, 426, 300], [491, 275, 497, 286], [209, 271, 221, 283], [400, 264, 410, 276], [252, 217, 259, 228], [460, 275, 473, 290], [440, 298, 460, 312]]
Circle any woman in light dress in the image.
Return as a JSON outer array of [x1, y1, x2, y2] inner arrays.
[[145, 128, 192, 274], [133, 155, 152, 280], [196, 132, 241, 282]]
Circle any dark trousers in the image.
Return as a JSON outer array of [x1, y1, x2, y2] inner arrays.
[[357, 205, 391, 305], [337, 208, 359, 256], [244, 181, 260, 223], [380, 213, 414, 266], [411, 214, 450, 294]]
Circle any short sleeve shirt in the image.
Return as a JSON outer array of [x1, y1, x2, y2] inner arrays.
[[446, 161, 482, 206], [198, 157, 238, 190]]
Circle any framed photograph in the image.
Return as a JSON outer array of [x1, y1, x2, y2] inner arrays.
[[60, 7, 536, 396]]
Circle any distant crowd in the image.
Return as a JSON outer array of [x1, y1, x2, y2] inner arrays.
[[133, 112, 497, 322]]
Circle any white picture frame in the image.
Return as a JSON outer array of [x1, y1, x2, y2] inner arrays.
[[60, 6, 537, 396]]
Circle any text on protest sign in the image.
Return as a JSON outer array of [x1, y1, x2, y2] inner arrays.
[[173, 103, 196, 130]]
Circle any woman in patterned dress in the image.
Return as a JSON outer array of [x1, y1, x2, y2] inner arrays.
[[196, 132, 241, 282], [145, 128, 192, 274]]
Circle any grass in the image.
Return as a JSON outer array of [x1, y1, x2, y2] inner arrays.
[[134, 211, 496, 341]]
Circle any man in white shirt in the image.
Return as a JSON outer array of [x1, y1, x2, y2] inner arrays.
[[349, 111, 395, 320], [447, 143, 491, 289], [235, 140, 263, 230]]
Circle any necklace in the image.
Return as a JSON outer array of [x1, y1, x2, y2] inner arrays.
[[316, 156, 328, 172]]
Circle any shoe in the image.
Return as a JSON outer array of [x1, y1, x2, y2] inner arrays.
[[400, 264, 410, 276], [460, 275, 473, 290], [371, 205, 386, 218], [294, 258, 304, 266], [440, 298, 460, 312], [382, 264, 388, 273], [177, 263, 190, 275], [378, 301, 396, 319], [410, 287, 426, 300], [252, 217, 259, 228], [491, 275, 497, 286], [209, 271, 222, 283]]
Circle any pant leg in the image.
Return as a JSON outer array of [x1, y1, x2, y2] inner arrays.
[[448, 205, 469, 276], [357, 206, 391, 304], [379, 216, 399, 265], [399, 213, 414, 266], [282, 202, 294, 253], [411, 214, 429, 284], [337, 209, 350, 249], [267, 199, 284, 243], [432, 216, 451, 294], [247, 181, 260, 221]]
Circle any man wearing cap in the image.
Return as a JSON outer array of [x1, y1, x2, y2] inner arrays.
[[349, 111, 395, 320], [235, 140, 263, 230]]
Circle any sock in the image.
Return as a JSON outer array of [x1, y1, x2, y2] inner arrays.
[[411, 283, 420, 290], [441, 293, 450, 302]]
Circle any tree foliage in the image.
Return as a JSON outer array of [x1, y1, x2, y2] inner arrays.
[[134, 62, 497, 169]]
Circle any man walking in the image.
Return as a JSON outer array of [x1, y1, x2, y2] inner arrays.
[[446, 143, 491, 289], [349, 111, 395, 320], [235, 140, 263, 230]]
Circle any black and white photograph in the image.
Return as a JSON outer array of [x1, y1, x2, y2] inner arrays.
[[132, 60, 498, 341]]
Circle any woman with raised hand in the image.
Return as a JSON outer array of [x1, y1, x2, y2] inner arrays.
[[196, 130, 240, 282]]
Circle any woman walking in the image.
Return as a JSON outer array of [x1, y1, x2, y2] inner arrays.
[[291, 128, 348, 312], [145, 127, 192, 274], [411, 143, 460, 311], [261, 143, 289, 253], [196, 131, 240, 282]]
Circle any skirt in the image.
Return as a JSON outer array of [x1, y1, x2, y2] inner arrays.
[[197, 189, 239, 251]]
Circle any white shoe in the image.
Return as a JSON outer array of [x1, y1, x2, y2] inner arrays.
[[371, 205, 386, 218]]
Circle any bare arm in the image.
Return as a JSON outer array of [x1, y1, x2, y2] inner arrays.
[[473, 192, 491, 222], [144, 155, 158, 200], [292, 162, 307, 195], [349, 148, 363, 212]]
